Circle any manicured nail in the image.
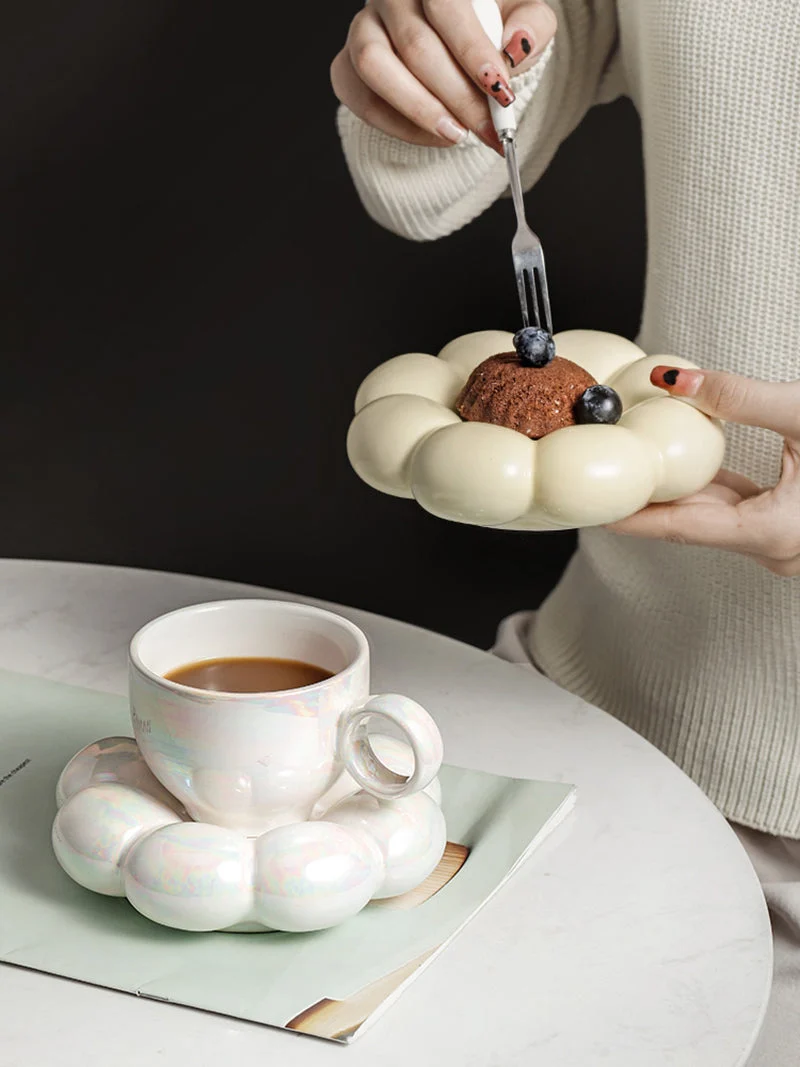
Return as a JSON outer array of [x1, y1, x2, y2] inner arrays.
[[478, 65, 515, 107], [435, 115, 469, 144], [503, 30, 534, 68], [477, 119, 504, 154], [652, 367, 703, 396]]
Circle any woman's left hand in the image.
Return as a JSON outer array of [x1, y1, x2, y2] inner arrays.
[[608, 367, 800, 576]]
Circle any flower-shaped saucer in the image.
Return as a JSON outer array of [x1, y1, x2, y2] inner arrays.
[[52, 735, 446, 934], [347, 329, 726, 530]]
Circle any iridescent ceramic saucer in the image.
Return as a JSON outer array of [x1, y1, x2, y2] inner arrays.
[[53, 735, 446, 934]]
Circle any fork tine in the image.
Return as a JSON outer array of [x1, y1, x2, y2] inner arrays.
[[535, 263, 553, 336], [515, 266, 530, 328], [524, 265, 540, 328]]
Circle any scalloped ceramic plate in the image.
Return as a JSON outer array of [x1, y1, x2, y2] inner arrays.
[[347, 330, 726, 531], [52, 735, 445, 934]]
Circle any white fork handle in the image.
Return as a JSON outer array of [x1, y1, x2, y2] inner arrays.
[[471, 0, 517, 137]]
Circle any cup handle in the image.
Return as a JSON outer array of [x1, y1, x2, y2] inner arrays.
[[337, 694, 444, 799]]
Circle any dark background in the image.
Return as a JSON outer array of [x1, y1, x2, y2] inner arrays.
[[0, 2, 645, 648]]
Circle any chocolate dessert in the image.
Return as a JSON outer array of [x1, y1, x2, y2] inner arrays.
[[456, 352, 598, 439]]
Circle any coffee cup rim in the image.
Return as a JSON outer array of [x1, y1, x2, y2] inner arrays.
[[128, 598, 369, 700]]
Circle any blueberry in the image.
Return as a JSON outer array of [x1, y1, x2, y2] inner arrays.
[[513, 326, 556, 367], [574, 385, 623, 425]]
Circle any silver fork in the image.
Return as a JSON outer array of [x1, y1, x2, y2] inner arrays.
[[501, 131, 553, 334], [471, 0, 554, 334]]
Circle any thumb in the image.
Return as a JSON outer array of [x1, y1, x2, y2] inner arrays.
[[651, 365, 800, 442], [500, 1, 557, 75]]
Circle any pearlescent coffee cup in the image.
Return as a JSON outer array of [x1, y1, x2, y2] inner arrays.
[[128, 600, 444, 835]]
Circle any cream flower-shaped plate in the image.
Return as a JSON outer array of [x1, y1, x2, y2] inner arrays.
[[347, 330, 726, 530]]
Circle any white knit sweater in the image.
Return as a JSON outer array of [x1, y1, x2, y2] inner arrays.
[[337, 1, 800, 835]]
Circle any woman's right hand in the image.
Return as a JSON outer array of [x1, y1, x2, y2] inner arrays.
[[330, 0, 556, 153]]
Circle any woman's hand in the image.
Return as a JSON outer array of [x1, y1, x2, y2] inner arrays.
[[609, 368, 800, 576], [331, 0, 556, 152]]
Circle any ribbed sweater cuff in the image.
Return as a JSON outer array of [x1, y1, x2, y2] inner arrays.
[[336, 42, 555, 242]]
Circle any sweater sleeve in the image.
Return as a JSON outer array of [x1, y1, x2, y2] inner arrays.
[[336, 1, 623, 242]]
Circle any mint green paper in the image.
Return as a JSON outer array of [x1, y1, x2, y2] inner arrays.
[[0, 669, 575, 1042]]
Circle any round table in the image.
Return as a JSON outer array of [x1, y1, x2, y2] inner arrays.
[[0, 560, 771, 1066]]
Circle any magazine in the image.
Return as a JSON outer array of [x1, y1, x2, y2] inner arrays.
[[0, 669, 575, 1042]]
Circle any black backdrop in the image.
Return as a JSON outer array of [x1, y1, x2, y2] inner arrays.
[[0, 2, 645, 647]]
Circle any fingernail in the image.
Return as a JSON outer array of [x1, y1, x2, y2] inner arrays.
[[652, 367, 703, 396], [503, 30, 534, 68], [435, 115, 469, 144], [478, 65, 515, 107], [477, 119, 504, 154]]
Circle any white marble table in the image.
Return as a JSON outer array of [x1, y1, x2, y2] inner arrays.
[[0, 560, 771, 1066]]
